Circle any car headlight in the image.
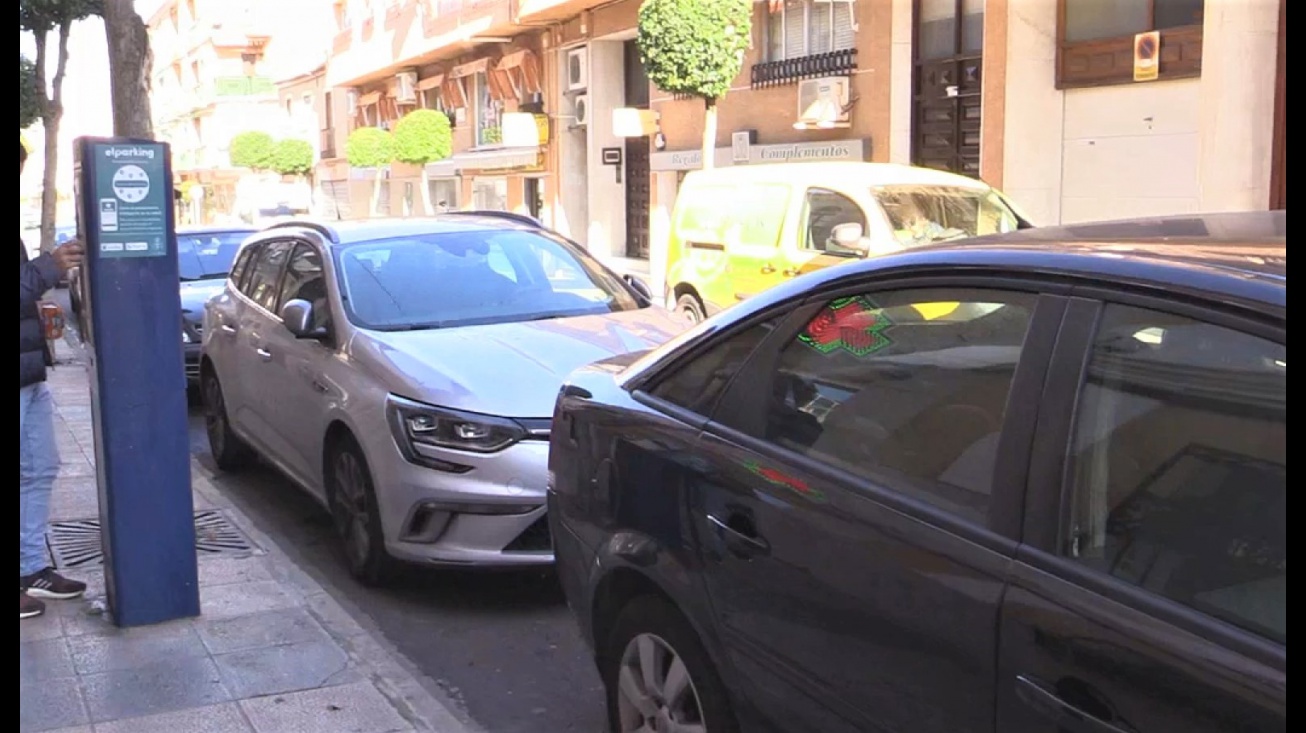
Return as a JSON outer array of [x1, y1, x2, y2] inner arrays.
[[386, 395, 528, 464]]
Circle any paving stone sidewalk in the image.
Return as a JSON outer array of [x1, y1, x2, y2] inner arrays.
[[20, 339, 476, 733]]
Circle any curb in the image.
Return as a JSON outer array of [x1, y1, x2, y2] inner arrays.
[[191, 461, 482, 733]]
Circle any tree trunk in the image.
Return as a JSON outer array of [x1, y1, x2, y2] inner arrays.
[[419, 166, 434, 214], [371, 170, 383, 216], [700, 98, 718, 170], [38, 24, 73, 255], [102, 0, 154, 139]]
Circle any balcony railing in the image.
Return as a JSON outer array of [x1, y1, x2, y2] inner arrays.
[[212, 76, 276, 97], [750, 48, 858, 89]]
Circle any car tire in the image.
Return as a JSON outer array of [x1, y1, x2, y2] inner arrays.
[[676, 293, 707, 325], [202, 371, 256, 471], [327, 434, 395, 586], [602, 595, 739, 733]]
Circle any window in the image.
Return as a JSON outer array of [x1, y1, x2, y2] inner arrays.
[[766, 0, 857, 62], [177, 230, 251, 281], [242, 240, 293, 312], [801, 188, 865, 255], [720, 289, 1037, 525], [428, 179, 458, 213], [650, 318, 782, 416], [1064, 304, 1285, 644], [228, 243, 258, 291], [1057, 0, 1204, 88], [873, 185, 1022, 249], [276, 245, 330, 331], [473, 72, 503, 146]]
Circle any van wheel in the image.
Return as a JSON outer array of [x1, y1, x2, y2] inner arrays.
[[675, 294, 706, 324]]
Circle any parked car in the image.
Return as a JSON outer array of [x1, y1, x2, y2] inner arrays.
[[664, 161, 1033, 323], [69, 225, 257, 388], [200, 213, 686, 584], [549, 211, 1285, 733]]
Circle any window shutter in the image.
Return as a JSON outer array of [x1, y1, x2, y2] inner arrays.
[[783, 0, 806, 59], [809, 1, 833, 54], [832, 0, 856, 51]]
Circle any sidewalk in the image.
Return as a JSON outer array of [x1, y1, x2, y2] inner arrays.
[[20, 338, 477, 733]]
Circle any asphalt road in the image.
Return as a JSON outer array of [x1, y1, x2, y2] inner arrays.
[[46, 285, 608, 733]]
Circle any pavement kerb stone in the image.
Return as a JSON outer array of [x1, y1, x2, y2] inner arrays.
[[190, 460, 482, 733]]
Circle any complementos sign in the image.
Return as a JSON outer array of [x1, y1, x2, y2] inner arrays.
[[650, 138, 868, 171]]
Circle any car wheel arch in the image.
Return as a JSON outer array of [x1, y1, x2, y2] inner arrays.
[[590, 565, 727, 675]]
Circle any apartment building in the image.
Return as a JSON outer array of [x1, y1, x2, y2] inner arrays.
[[319, 0, 1286, 293]]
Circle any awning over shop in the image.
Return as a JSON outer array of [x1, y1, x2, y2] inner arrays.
[[416, 74, 444, 91], [451, 147, 541, 172]]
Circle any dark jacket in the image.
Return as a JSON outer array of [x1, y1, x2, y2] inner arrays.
[[21, 239, 60, 389]]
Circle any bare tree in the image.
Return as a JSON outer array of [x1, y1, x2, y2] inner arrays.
[[102, 0, 153, 138]]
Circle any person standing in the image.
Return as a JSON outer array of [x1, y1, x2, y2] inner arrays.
[[21, 140, 88, 619]]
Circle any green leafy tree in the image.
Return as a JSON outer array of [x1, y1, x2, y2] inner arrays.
[[346, 126, 395, 216], [392, 109, 453, 215], [637, 0, 751, 169], [228, 130, 276, 170], [21, 0, 103, 252], [271, 138, 315, 177], [20, 56, 41, 130]]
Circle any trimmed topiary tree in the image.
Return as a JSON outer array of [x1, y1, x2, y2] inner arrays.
[[345, 126, 395, 217], [271, 138, 314, 177], [637, 0, 751, 169], [392, 109, 453, 215], [228, 130, 276, 170]]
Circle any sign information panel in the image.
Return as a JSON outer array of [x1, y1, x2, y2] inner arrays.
[[93, 143, 169, 258]]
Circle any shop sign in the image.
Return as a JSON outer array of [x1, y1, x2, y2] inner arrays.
[[650, 138, 868, 171]]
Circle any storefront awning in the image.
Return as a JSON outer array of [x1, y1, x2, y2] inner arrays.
[[416, 74, 444, 91], [449, 58, 491, 79], [451, 147, 541, 172]]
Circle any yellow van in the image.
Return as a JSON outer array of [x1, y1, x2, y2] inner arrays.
[[664, 161, 1031, 323]]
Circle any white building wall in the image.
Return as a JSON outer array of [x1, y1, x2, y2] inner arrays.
[[1000, 0, 1279, 226]]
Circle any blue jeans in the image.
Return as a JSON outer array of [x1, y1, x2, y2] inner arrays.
[[20, 382, 60, 577]]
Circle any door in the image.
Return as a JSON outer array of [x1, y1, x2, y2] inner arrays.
[[231, 239, 294, 453], [204, 241, 261, 414], [912, 0, 985, 176], [693, 283, 1064, 731], [998, 298, 1286, 732], [259, 242, 337, 491], [773, 187, 868, 285], [624, 138, 651, 259]]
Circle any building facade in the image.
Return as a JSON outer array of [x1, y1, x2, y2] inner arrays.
[[314, 0, 1286, 295]]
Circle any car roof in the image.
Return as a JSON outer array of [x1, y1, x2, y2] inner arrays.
[[680, 161, 995, 190], [254, 213, 544, 247], [177, 225, 257, 236], [734, 210, 1286, 318]]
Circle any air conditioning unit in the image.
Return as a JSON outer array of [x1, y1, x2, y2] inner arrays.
[[572, 94, 589, 128], [795, 76, 851, 129], [395, 71, 418, 103], [566, 46, 588, 92]]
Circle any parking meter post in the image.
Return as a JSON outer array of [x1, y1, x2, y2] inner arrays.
[[73, 137, 200, 627]]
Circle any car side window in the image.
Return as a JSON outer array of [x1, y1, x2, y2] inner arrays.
[[243, 240, 292, 313], [276, 244, 330, 331], [1063, 303, 1285, 645], [230, 244, 258, 292], [718, 289, 1038, 525], [648, 317, 782, 416], [802, 188, 865, 255]]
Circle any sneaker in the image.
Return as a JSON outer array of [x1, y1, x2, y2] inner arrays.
[[20, 567, 86, 600], [20, 590, 45, 619]]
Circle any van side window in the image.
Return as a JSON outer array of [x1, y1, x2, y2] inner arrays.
[[802, 188, 866, 255]]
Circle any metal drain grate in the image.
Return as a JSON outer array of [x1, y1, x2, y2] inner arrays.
[[47, 509, 259, 569]]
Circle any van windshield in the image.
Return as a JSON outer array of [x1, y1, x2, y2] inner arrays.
[[873, 185, 1022, 248]]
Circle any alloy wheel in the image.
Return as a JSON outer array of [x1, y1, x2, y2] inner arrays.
[[616, 632, 707, 733], [204, 376, 226, 457], [332, 450, 373, 570]]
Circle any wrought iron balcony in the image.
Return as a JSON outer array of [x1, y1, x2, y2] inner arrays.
[[750, 48, 858, 89]]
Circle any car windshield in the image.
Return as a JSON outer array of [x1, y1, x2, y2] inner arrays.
[[177, 231, 251, 280], [873, 185, 1022, 247], [335, 228, 642, 331]]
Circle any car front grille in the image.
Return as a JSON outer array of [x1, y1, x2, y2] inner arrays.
[[504, 516, 552, 553]]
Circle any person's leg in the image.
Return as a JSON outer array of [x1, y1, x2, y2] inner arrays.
[[19, 381, 84, 600]]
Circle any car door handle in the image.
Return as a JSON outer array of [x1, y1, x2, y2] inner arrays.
[[782, 268, 800, 277], [707, 513, 770, 559], [760, 263, 776, 274], [255, 347, 272, 361], [219, 323, 237, 334], [1014, 675, 1134, 733]]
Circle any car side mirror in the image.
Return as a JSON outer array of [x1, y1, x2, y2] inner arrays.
[[280, 299, 326, 339], [623, 274, 653, 304], [829, 222, 868, 254]]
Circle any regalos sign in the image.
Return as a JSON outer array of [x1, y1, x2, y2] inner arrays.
[[650, 138, 868, 171]]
